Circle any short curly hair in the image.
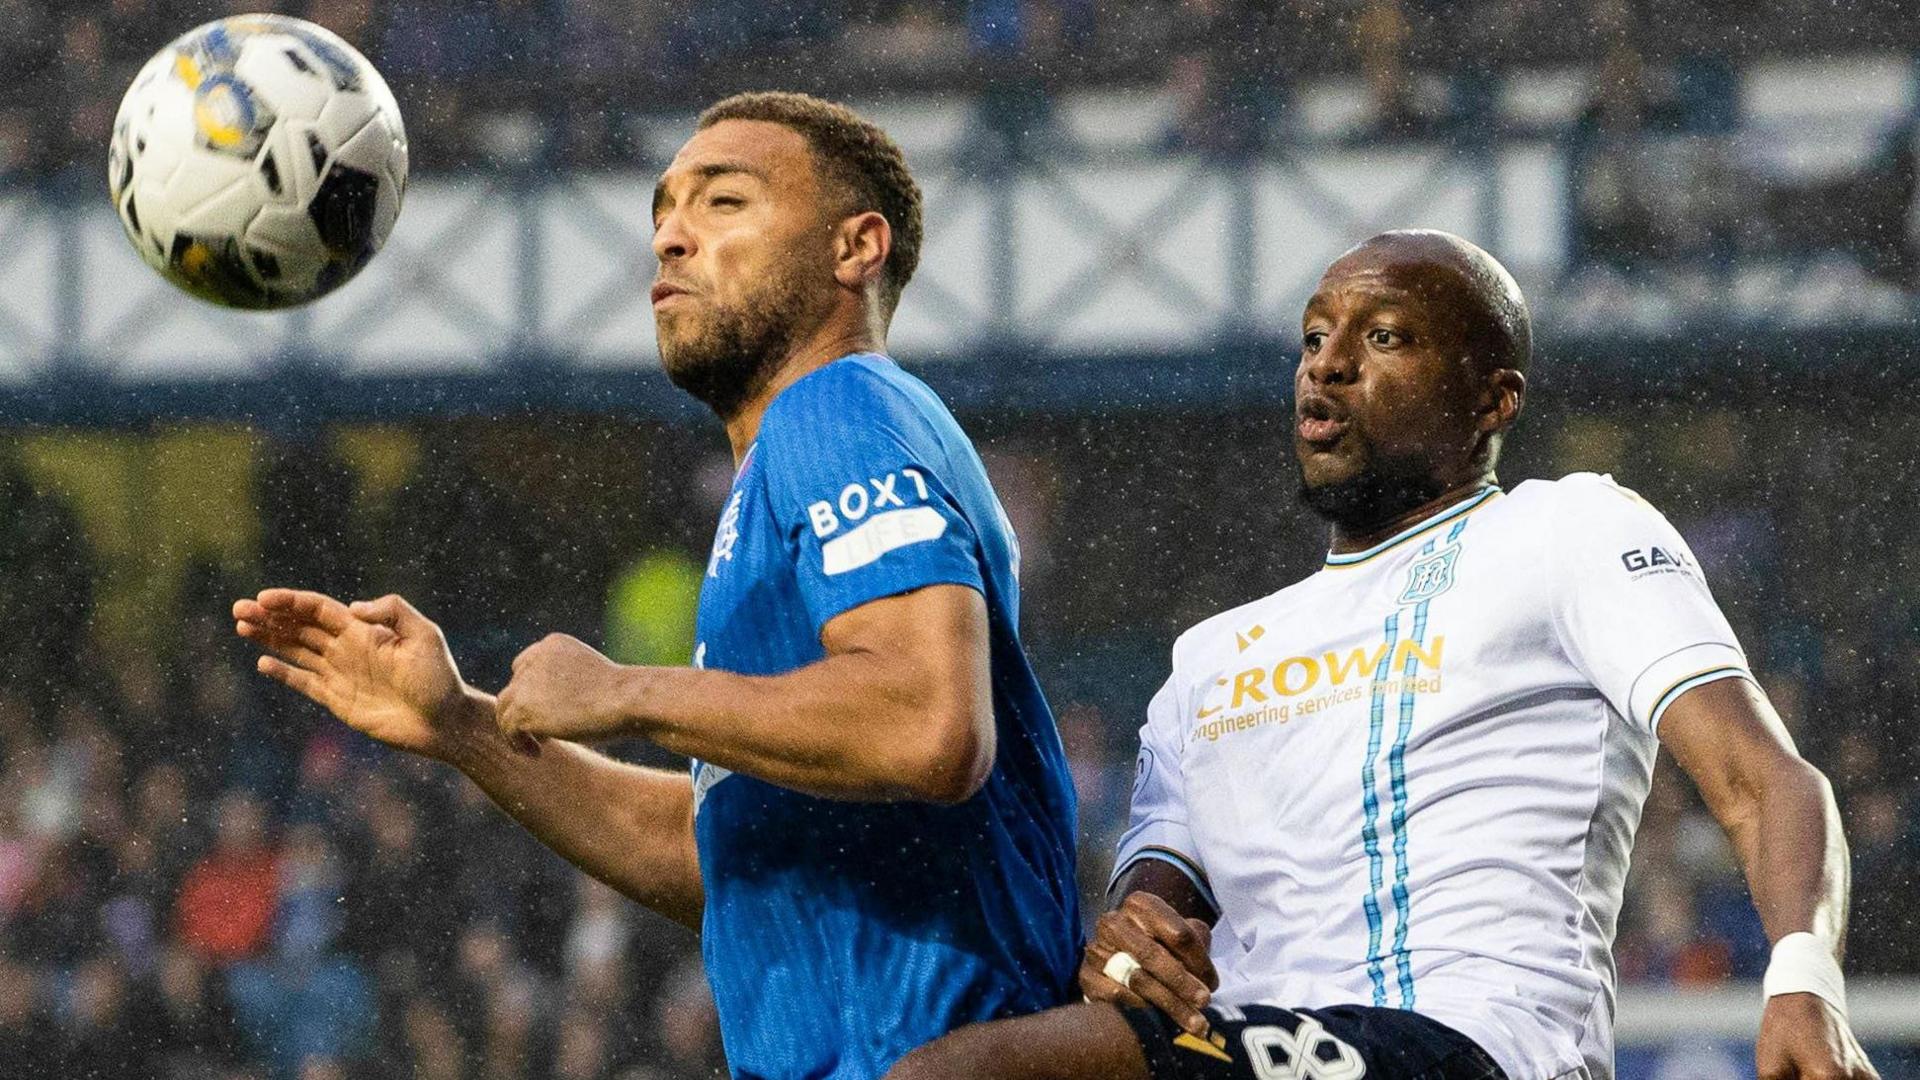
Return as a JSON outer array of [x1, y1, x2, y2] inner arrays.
[[698, 92, 923, 318]]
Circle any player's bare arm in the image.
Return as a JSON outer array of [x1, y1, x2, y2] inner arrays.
[[887, 872, 1206, 1079], [496, 582, 995, 805], [886, 1003, 1152, 1080], [1081, 861, 1219, 1037], [233, 588, 705, 929], [1658, 678, 1878, 1080]]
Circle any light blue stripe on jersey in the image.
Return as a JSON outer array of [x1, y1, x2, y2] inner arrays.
[[1387, 585, 1427, 1007], [1360, 610, 1400, 1007], [1375, 516, 1473, 1009]]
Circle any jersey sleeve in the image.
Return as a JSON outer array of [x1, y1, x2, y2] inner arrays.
[[1109, 672, 1217, 912], [759, 363, 986, 637], [1548, 474, 1754, 734]]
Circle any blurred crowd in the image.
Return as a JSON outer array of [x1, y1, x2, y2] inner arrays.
[[0, 383, 1916, 1078], [0, 430, 733, 1080]]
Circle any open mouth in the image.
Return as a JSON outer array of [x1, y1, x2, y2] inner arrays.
[[1296, 395, 1350, 445]]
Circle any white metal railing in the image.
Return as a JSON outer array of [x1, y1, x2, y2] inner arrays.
[[1617, 979, 1920, 1044]]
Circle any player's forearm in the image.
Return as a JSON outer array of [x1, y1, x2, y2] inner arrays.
[[444, 691, 706, 930], [615, 654, 992, 804], [1725, 758, 1850, 951], [1662, 681, 1852, 954]]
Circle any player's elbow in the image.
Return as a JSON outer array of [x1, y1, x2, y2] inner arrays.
[[1743, 750, 1830, 812], [1777, 756, 1836, 817], [1723, 752, 1833, 841], [899, 705, 995, 805]]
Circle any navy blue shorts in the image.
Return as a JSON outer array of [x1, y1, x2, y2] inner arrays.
[[1122, 1002, 1507, 1080]]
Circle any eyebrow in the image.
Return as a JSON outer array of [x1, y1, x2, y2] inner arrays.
[[651, 161, 769, 221]]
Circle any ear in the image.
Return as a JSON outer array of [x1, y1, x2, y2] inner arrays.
[[1476, 368, 1525, 435], [833, 210, 891, 294]]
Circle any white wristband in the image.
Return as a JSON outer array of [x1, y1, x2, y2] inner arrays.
[[1762, 932, 1847, 1016]]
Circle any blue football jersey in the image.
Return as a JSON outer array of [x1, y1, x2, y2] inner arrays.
[[690, 354, 1080, 1079]]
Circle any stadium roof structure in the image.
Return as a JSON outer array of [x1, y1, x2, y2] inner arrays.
[[2, 65, 1915, 424]]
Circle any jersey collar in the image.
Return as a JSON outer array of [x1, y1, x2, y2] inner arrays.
[[1322, 485, 1501, 569]]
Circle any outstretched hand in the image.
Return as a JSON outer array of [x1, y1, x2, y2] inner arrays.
[[234, 589, 480, 762]]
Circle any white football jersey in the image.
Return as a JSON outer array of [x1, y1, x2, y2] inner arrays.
[[1112, 474, 1752, 1080]]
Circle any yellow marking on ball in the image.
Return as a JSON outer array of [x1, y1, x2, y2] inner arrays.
[[194, 90, 246, 149], [180, 242, 212, 277], [174, 52, 203, 88]]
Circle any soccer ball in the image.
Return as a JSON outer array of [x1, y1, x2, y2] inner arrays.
[[107, 15, 408, 310]]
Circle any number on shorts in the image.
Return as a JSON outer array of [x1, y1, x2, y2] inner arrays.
[[1241, 1015, 1367, 1080]]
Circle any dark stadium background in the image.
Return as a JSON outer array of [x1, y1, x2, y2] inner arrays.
[[1, 1, 1917, 1078]]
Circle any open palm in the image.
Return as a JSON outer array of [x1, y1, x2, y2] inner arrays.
[[234, 588, 471, 761]]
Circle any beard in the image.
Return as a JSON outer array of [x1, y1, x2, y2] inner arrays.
[[658, 261, 827, 421], [1297, 440, 1450, 533]]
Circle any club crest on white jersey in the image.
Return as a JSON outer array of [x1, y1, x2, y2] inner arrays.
[[1398, 545, 1460, 605]]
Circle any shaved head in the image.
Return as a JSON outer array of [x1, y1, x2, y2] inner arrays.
[[1329, 230, 1532, 376], [1294, 229, 1530, 538]]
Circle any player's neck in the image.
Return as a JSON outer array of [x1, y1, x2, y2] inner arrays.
[[722, 322, 886, 462], [1327, 476, 1498, 556]]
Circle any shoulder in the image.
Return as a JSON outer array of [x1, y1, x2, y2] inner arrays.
[[762, 354, 936, 438], [1504, 474, 1705, 601], [755, 356, 967, 505], [1519, 471, 1668, 515], [1496, 472, 1673, 540], [1561, 473, 1690, 544]]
